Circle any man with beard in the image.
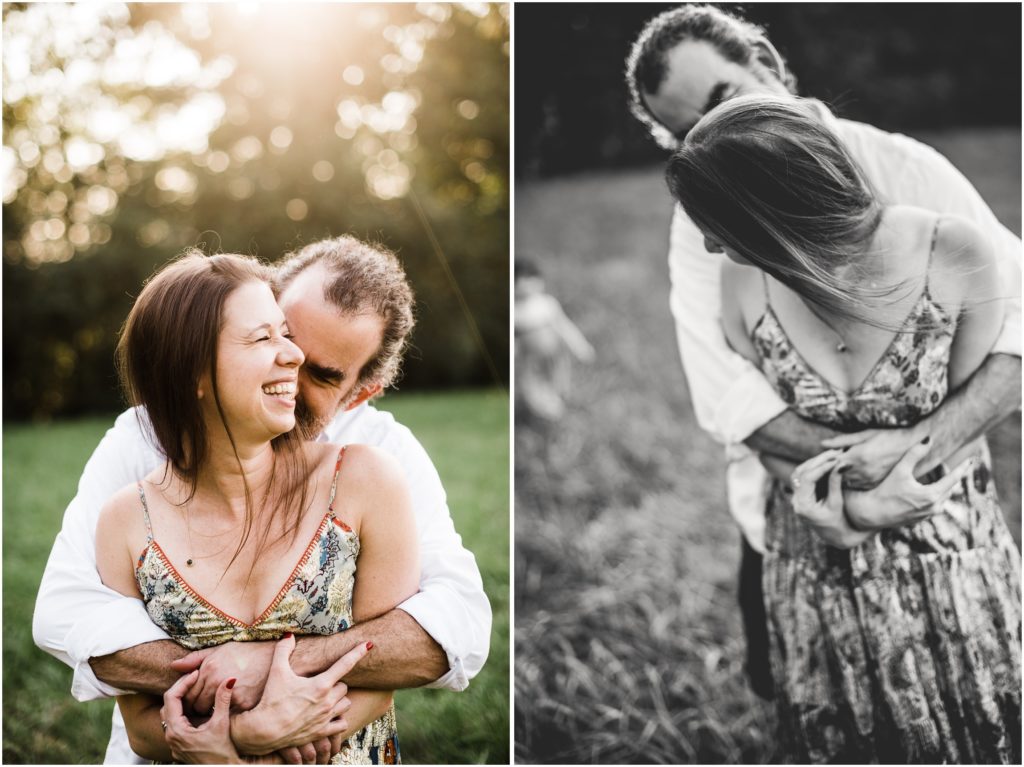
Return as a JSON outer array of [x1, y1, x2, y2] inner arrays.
[[34, 235, 492, 763]]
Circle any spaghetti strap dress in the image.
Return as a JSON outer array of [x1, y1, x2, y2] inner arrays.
[[749, 222, 1022, 763], [134, 447, 401, 765]]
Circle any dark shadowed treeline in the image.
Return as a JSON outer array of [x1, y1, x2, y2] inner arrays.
[[516, 2, 1021, 177], [3, 3, 509, 420]]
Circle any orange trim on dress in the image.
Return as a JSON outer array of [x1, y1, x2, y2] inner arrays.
[[136, 512, 331, 629], [134, 444, 356, 628]]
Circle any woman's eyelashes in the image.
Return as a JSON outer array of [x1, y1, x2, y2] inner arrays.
[[254, 328, 294, 343]]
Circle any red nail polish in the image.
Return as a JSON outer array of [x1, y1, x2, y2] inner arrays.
[[365, 641, 374, 651], [226, 678, 236, 689], [283, 632, 293, 639], [921, 436, 931, 445]]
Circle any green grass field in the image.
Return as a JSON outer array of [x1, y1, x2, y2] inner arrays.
[[514, 128, 1022, 763], [3, 388, 509, 764]]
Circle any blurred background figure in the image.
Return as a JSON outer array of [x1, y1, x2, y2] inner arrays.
[[3, 3, 509, 764], [514, 3, 1020, 764], [515, 257, 595, 424]]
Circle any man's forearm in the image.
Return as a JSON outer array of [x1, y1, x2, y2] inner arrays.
[[90, 639, 188, 695], [745, 410, 844, 463], [916, 353, 1021, 474], [291, 609, 447, 689]]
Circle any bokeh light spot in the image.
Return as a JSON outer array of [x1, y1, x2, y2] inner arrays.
[[285, 198, 308, 221], [457, 99, 479, 119], [312, 160, 335, 182], [269, 126, 293, 152], [343, 65, 365, 86]]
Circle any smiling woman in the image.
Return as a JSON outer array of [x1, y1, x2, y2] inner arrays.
[[9, 2, 507, 763], [95, 251, 419, 763]]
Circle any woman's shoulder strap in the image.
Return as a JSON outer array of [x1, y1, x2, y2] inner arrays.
[[136, 482, 153, 544], [928, 215, 942, 266], [326, 446, 348, 516]]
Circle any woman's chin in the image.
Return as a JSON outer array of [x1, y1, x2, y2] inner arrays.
[[271, 416, 297, 438], [725, 250, 754, 267]]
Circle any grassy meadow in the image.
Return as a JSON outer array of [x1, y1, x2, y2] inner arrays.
[[514, 129, 1022, 763], [3, 388, 509, 764]]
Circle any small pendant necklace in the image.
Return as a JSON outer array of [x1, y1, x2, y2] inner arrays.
[[183, 504, 232, 567], [805, 300, 850, 353]]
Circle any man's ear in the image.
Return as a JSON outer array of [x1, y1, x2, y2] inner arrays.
[[752, 37, 787, 83], [343, 383, 383, 411]]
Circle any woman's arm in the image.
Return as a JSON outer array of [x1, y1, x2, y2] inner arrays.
[[932, 215, 1007, 391], [333, 445, 418, 742], [118, 693, 175, 762], [330, 689, 395, 739], [96, 488, 189, 760], [343, 445, 421, 623], [719, 261, 761, 365], [834, 217, 1008, 532], [94, 484, 147, 601]]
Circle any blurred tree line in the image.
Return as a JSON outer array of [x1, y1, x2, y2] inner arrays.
[[4, 2, 509, 421], [516, 2, 1021, 177]]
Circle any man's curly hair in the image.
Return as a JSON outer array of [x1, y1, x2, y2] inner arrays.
[[275, 236, 415, 394], [625, 4, 798, 150]]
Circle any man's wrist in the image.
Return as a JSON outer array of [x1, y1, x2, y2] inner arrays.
[[290, 632, 345, 678]]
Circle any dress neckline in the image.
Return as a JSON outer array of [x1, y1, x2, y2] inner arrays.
[[752, 289, 934, 399], [137, 513, 354, 628], [134, 446, 354, 628], [751, 213, 944, 398]]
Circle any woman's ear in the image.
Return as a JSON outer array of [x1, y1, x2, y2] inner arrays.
[[752, 37, 787, 84], [197, 371, 212, 400]]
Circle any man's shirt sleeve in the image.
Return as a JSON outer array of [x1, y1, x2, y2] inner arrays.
[[667, 205, 789, 444], [388, 430, 491, 691], [32, 408, 171, 701]]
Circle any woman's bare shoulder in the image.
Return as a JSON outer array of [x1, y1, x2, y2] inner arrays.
[[98, 482, 145, 527], [96, 482, 149, 565], [333, 443, 404, 487], [929, 213, 998, 309], [721, 259, 765, 329]]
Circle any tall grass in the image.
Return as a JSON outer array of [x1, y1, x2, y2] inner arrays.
[[514, 129, 1021, 763], [3, 389, 509, 765]]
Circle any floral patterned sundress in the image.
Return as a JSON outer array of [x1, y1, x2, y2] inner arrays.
[[750, 227, 1022, 763], [135, 447, 400, 764]]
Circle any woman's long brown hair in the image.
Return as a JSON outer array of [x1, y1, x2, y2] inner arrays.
[[665, 95, 919, 329], [117, 250, 310, 578]]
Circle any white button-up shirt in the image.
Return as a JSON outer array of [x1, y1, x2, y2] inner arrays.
[[669, 111, 1023, 553], [32, 403, 492, 764]]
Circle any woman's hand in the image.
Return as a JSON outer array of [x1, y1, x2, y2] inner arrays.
[[172, 641, 276, 714], [843, 438, 972, 531], [790, 449, 872, 549], [161, 671, 241, 764], [820, 427, 925, 490], [231, 634, 370, 755]]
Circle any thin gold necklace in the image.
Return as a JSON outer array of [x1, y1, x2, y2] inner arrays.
[[183, 506, 235, 566], [803, 300, 851, 354]]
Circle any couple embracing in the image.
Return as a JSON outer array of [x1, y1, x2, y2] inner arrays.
[[33, 237, 491, 763], [628, 6, 1021, 763]]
